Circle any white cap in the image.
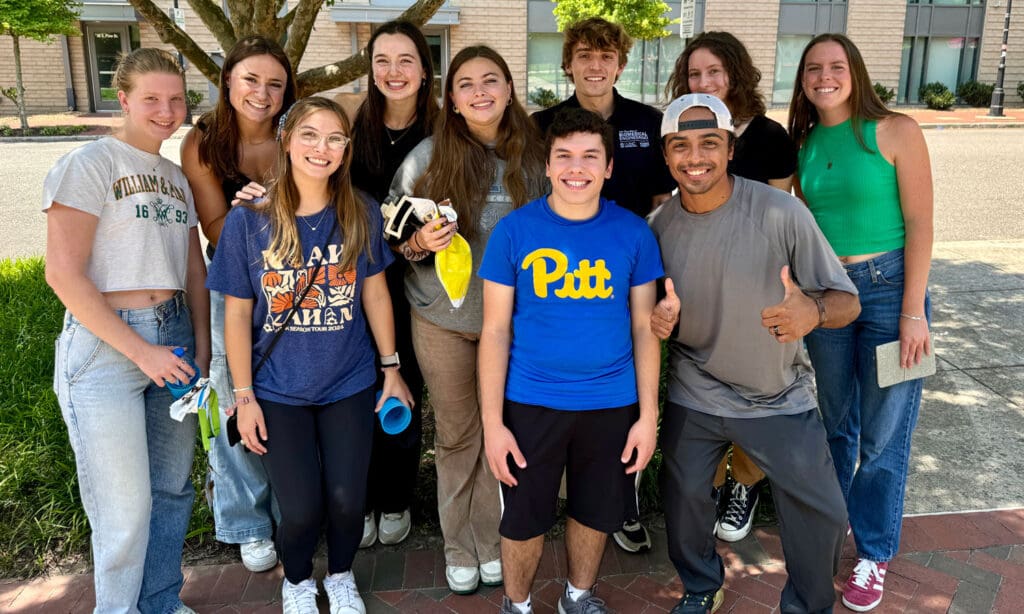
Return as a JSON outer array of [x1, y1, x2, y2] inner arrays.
[[660, 93, 734, 137]]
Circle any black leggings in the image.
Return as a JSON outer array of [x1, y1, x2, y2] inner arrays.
[[258, 386, 375, 583]]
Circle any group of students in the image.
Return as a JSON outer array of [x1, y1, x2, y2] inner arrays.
[[43, 15, 931, 614]]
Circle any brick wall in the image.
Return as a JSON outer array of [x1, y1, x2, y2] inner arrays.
[[449, 0, 528, 102], [703, 0, 781, 103], [846, 0, 907, 93], [978, 2, 1024, 107], [0, 35, 73, 115]]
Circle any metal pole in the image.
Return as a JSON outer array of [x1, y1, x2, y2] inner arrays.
[[173, 0, 194, 125], [988, 0, 1012, 117]]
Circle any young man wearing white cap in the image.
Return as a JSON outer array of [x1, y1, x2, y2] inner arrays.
[[648, 93, 860, 614]]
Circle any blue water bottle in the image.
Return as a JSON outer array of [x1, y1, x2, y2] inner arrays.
[[375, 391, 412, 435], [166, 347, 200, 399]]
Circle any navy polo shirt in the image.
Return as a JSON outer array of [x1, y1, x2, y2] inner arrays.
[[533, 89, 676, 218]]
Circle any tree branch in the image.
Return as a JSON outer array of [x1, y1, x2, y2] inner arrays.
[[295, 0, 446, 96], [283, 0, 321, 71], [185, 0, 236, 52], [126, 0, 221, 82]]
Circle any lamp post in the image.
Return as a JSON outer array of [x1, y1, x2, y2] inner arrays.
[[988, 0, 1013, 117], [171, 0, 193, 125]]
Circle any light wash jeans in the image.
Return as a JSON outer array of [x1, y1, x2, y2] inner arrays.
[[205, 287, 276, 544], [805, 249, 931, 563], [54, 294, 196, 614]]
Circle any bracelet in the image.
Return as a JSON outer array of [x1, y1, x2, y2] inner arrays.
[[232, 385, 253, 393], [900, 313, 926, 321], [814, 296, 827, 328], [411, 233, 425, 252]]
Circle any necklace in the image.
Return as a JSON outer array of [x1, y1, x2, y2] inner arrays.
[[299, 207, 331, 232], [384, 124, 413, 146]]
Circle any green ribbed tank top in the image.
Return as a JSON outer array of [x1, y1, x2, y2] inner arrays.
[[798, 118, 904, 257]]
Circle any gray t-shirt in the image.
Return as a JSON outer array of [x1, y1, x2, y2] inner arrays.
[[389, 137, 516, 334], [42, 137, 197, 293], [648, 175, 856, 418]]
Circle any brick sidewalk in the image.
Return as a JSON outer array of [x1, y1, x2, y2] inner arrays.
[[3, 508, 1021, 613]]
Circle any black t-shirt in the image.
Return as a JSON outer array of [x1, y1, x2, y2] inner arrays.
[[532, 90, 676, 217], [351, 121, 428, 204], [729, 114, 797, 185]]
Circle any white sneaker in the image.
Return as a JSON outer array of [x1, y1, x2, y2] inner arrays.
[[281, 578, 319, 614], [240, 538, 278, 572], [445, 564, 480, 594], [323, 571, 366, 614], [479, 558, 503, 586], [378, 509, 411, 545], [359, 513, 377, 548]]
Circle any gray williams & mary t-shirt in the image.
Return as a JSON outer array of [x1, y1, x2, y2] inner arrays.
[[648, 175, 857, 418], [42, 137, 197, 293]]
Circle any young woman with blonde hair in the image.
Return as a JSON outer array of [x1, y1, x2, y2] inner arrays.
[[208, 96, 412, 613], [45, 47, 209, 613]]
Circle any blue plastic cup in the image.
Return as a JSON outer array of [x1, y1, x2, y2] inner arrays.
[[375, 391, 412, 435], [166, 347, 200, 399]]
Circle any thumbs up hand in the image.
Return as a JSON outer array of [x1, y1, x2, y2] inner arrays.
[[651, 278, 681, 340], [761, 266, 818, 343]]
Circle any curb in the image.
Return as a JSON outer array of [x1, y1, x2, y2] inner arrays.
[[920, 122, 1024, 130]]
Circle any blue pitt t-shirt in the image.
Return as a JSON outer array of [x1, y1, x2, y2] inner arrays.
[[207, 198, 393, 406], [478, 196, 664, 411]]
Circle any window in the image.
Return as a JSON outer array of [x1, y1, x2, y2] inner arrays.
[[899, 36, 980, 102], [772, 0, 847, 105]]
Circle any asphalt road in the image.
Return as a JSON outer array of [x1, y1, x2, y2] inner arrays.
[[2, 128, 1023, 260]]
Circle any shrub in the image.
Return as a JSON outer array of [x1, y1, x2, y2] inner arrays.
[[528, 87, 560, 109], [38, 125, 87, 137], [1017, 81, 1024, 102], [873, 82, 895, 105], [0, 258, 215, 577], [919, 82, 954, 110], [0, 125, 12, 137], [186, 89, 204, 112], [925, 90, 955, 110], [956, 80, 994, 107], [1, 86, 17, 107]]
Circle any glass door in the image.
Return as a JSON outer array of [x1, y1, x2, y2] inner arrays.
[[86, 24, 132, 111]]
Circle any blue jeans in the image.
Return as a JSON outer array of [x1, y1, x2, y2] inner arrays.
[[54, 294, 197, 613], [206, 287, 276, 544], [805, 249, 931, 562]]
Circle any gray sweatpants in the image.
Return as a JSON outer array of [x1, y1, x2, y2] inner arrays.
[[660, 403, 847, 614]]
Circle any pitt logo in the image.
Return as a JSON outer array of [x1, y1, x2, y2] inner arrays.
[[522, 248, 613, 299]]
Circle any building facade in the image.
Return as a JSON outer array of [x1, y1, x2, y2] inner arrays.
[[1, 0, 1021, 116]]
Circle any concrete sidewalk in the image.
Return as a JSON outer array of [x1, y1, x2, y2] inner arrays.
[[1, 239, 1021, 613]]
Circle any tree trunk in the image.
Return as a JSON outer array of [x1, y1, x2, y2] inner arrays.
[[12, 34, 29, 131]]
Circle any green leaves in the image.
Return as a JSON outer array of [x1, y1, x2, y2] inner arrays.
[[552, 0, 677, 40], [0, 0, 81, 42]]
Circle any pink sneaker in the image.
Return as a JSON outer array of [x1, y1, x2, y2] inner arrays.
[[842, 558, 887, 612]]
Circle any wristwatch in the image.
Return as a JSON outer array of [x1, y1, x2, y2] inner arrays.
[[380, 352, 401, 369]]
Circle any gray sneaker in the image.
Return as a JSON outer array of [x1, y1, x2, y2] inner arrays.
[[500, 595, 532, 614], [557, 587, 607, 614]]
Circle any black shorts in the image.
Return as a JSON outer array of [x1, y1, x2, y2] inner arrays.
[[498, 400, 640, 541]]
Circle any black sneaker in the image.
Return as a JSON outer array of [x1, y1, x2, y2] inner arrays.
[[670, 589, 724, 613], [612, 519, 651, 553], [716, 480, 760, 542]]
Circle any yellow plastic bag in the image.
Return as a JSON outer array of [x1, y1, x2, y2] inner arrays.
[[435, 232, 472, 308]]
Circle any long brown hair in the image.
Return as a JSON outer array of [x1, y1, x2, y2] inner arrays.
[[352, 20, 440, 172], [259, 97, 369, 271], [665, 31, 766, 124], [414, 45, 545, 241], [787, 33, 894, 150], [197, 36, 297, 183]]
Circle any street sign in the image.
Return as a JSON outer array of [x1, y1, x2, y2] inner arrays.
[[170, 7, 186, 31], [680, 0, 695, 38]]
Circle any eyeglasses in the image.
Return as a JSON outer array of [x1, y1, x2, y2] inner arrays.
[[296, 129, 350, 150]]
